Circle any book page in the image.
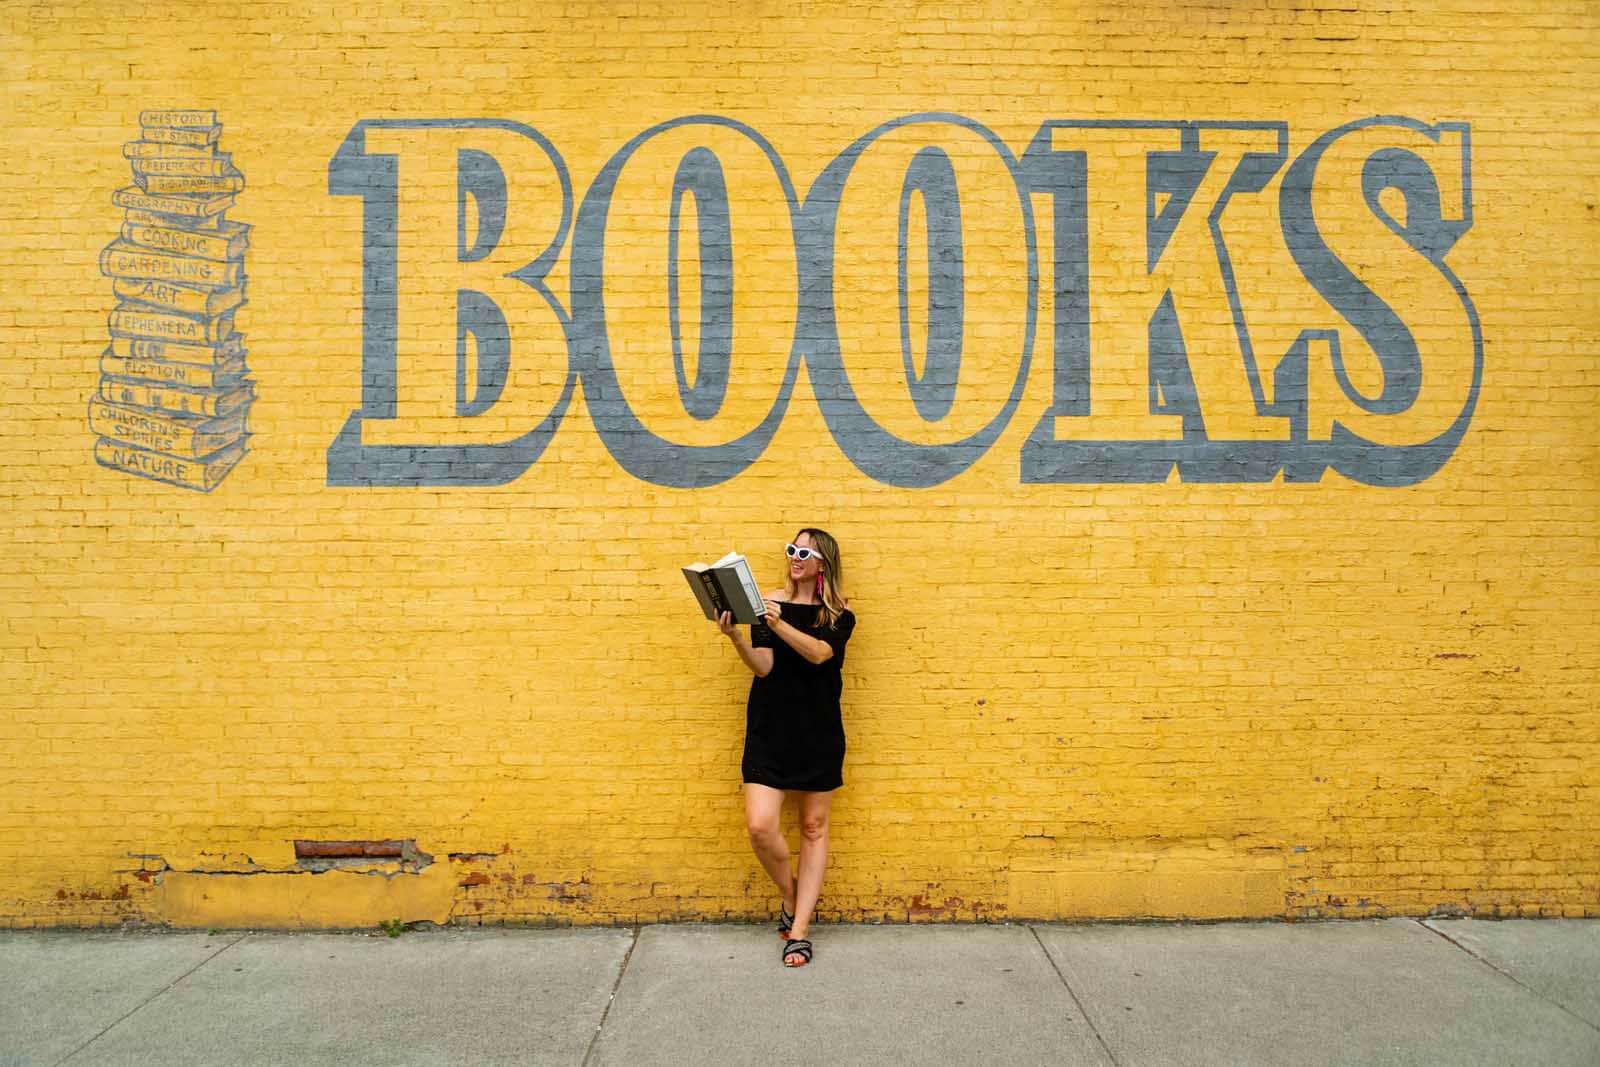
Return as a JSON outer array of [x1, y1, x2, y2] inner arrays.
[[722, 554, 765, 617]]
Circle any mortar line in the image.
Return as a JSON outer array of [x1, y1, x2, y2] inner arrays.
[[55, 932, 249, 1066], [1415, 919, 1600, 1036], [1028, 925, 1120, 1066], [581, 924, 642, 1067]]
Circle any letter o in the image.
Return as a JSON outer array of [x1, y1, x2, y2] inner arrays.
[[569, 116, 803, 488], [797, 113, 1038, 488]]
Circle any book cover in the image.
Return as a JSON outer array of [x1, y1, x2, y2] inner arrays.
[[94, 436, 247, 493], [682, 568, 729, 620], [122, 141, 215, 160], [682, 551, 767, 624], [140, 125, 221, 147], [133, 168, 245, 195], [109, 334, 244, 367], [112, 187, 233, 218], [122, 207, 224, 232], [100, 350, 246, 390], [109, 304, 235, 345], [100, 376, 253, 418], [88, 397, 245, 459], [111, 277, 245, 318], [121, 220, 248, 261], [130, 154, 232, 178], [100, 240, 242, 289]]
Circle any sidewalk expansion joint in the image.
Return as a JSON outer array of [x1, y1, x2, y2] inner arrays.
[[1416, 919, 1600, 1036], [54, 932, 249, 1066], [581, 924, 641, 1067], [1028, 925, 1120, 1066]]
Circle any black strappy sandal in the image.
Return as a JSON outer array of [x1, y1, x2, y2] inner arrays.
[[777, 904, 795, 939], [782, 938, 813, 967]]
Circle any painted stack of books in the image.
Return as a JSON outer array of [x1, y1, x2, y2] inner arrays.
[[91, 108, 252, 492]]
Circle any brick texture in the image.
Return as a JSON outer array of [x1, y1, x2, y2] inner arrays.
[[0, 0, 1596, 927]]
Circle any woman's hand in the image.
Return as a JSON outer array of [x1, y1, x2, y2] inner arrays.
[[716, 610, 737, 638], [763, 598, 784, 624]]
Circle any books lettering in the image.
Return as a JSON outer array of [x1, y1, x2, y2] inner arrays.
[[122, 207, 223, 231], [101, 350, 245, 389], [121, 219, 247, 261], [122, 141, 213, 160], [88, 398, 245, 459], [94, 108, 253, 491], [140, 124, 221, 147], [112, 187, 233, 218], [94, 437, 247, 492], [130, 154, 233, 178], [682, 551, 768, 624], [133, 169, 245, 195], [109, 304, 235, 345], [100, 240, 242, 288], [109, 334, 243, 367], [112, 277, 245, 318], [138, 109, 219, 129], [101, 376, 253, 418]]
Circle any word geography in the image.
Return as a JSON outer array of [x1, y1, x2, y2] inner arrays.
[[327, 114, 1478, 488]]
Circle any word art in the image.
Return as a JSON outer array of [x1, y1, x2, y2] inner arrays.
[[327, 114, 1478, 488]]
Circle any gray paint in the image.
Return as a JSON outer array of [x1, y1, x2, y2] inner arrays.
[[667, 146, 735, 421], [897, 145, 965, 423], [326, 118, 576, 487], [325, 114, 1478, 489], [569, 115, 804, 488], [798, 113, 1038, 488]]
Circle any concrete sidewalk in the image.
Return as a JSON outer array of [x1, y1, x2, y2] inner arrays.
[[2, 919, 1596, 1066]]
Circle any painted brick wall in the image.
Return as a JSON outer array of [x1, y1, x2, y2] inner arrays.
[[2, 0, 1596, 927]]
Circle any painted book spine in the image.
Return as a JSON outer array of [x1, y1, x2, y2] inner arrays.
[[93, 437, 246, 492]]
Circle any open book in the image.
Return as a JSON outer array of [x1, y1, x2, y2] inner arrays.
[[682, 551, 767, 624]]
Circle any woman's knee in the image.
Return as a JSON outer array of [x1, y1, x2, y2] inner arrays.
[[800, 815, 829, 842], [746, 817, 783, 847]]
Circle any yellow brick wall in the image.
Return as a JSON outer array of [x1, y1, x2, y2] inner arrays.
[[2, 0, 1596, 927]]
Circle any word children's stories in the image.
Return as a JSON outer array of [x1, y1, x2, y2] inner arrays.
[[92, 108, 253, 492]]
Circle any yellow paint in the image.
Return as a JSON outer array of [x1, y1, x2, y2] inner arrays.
[[2, 0, 1596, 928], [160, 865, 457, 930]]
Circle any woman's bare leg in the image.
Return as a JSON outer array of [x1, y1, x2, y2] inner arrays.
[[743, 784, 796, 915], [786, 789, 834, 959]]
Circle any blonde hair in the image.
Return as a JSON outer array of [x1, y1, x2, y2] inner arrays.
[[784, 527, 847, 630]]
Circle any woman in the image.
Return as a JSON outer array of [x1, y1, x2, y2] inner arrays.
[[716, 528, 856, 968]]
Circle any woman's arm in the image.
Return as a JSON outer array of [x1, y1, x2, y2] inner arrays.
[[761, 598, 834, 665], [718, 611, 774, 677]]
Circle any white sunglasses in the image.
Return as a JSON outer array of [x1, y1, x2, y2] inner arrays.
[[785, 543, 822, 562]]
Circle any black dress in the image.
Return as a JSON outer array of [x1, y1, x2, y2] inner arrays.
[[741, 601, 857, 792]]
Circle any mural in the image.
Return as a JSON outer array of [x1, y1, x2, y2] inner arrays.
[[324, 114, 1479, 490], [92, 109, 253, 492]]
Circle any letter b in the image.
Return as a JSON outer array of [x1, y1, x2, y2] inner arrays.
[[327, 120, 575, 486]]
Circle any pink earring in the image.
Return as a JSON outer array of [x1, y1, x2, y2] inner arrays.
[[816, 572, 824, 594]]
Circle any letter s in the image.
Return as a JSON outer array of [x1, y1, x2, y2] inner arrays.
[[1280, 117, 1480, 486]]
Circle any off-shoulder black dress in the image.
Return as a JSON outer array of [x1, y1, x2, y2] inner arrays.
[[741, 601, 857, 792]]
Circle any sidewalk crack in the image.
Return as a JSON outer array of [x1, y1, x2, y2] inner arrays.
[[1417, 919, 1600, 1036], [581, 924, 641, 1067], [1029, 925, 1120, 1066], [55, 932, 248, 1065]]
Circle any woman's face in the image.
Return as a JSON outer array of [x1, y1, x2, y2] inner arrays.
[[788, 532, 822, 586]]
